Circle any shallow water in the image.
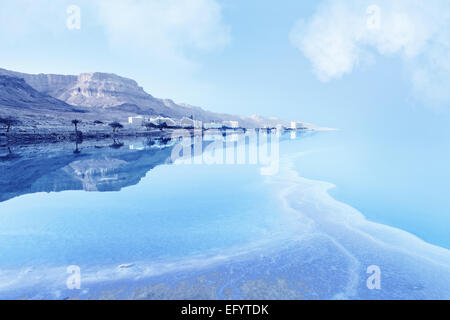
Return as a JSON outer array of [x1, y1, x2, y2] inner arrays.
[[0, 130, 449, 299], [285, 130, 450, 250]]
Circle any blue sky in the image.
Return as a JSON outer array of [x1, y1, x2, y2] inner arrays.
[[0, 0, 449, 131]]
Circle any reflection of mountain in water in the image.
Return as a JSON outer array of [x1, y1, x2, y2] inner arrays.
[[0, 131, 304, 203], [0, 137, 177, 203]]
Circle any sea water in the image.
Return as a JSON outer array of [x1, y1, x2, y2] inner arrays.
[[0, 130, 449, 299]]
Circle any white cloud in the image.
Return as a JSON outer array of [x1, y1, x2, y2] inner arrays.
[[0, 0, 230, 69], [290, 0, 450, 106], [95, 0, 231, 66]]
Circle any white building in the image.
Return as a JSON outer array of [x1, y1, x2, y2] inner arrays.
[[222, 120, 239, 129], [290, 121, 306, 130], [128, 116, 144, 126]]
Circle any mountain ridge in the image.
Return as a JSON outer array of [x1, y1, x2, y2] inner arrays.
[[0, 75, 84, 113], [0, 67, 302, 129]]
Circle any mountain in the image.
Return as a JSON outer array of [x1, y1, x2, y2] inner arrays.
[[0, 75, 83, 114], [0, 67, 295, 128], [0, 68, 226, 119], [0, 68, 77, 99]]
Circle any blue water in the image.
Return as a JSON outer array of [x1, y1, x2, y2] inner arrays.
[[0, 147, 294, 269], [285, 130, 450, 250], [0, 131, 449, 299]]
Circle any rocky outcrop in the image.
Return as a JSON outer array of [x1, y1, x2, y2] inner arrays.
[[0, 67, 294, 128], [0, 68, 209, 118], [59, 72, 152, 109], [0, 68, 77, 98], [0, 75, 82, 113]]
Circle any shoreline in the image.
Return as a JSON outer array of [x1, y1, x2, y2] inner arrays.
[[0, 122, 339, 146], [1, 127, 298, 146]]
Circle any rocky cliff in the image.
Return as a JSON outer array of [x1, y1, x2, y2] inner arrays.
[[0, 68, 219, 119], [0, 67, 294, 128], [0, 75, 82, 113]]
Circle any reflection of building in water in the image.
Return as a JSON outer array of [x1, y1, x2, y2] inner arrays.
[[129, 142, 145, 150], [204, 122, 222, 129], [0, 132, 289, 202], [171, 130, 279, 175], [290, 131, 297, 140], [203, 133, 224, 141]]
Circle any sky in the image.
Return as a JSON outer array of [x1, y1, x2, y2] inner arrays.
[[0, 0, 449, 131]]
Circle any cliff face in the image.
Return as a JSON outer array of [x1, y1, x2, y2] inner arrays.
[[0, 68, 209, 118], [0, 68, 77, 98], [59, 72, 152, 108], [0, 67, 293, 128], [0, 68, 152, 108], [0, 75, 80, 113]]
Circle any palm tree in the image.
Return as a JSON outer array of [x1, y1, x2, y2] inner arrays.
[[0, 117, 21, 133], [110, 139, 124, 149], [73, 141, 81, 154], [109, 121, 123, 133], [71, 119, 81, 134], [145, 122, 157, 131]]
